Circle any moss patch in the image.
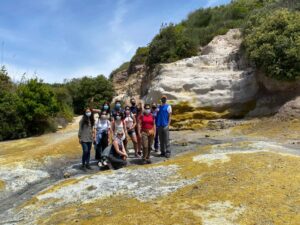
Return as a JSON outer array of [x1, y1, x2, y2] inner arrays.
[[0, 180, 5, 191], [29, 145, 300, 225]]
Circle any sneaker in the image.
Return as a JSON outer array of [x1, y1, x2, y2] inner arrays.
[[165, 153, 171, 158], [98, 161, 104, 167], [103, 161, 108, 166], [86, 165, 93, 170]]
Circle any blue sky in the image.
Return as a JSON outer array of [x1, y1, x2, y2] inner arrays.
[[0, 0, 230, 83]]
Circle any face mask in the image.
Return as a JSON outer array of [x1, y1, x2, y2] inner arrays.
[[145, 109, 151, 114], [85, 112, 91, 117], [101, 115, 107, 120], [116, 116, 121, 121], [161, 98, 167, 104], [125, 110, 130, 115], [131, 101, 136, 106], [115, 104, 121, 109], [103, 105, 109, 110]]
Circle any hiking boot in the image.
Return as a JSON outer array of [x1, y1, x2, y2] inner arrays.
[[86, 165, 93, 170]]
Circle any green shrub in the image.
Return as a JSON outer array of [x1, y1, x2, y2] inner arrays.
[[243, 9, 300, 80], [66, 75, 114, 114], [147, 24, 198, 67]]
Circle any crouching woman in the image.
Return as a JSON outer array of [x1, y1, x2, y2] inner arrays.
[[108, 129, 128, 169]]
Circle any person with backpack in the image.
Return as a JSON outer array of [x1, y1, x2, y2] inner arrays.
[[156, 95, 172, 158], [107, 129, 128, 169], [94, 110, 111, 166], [124, 105, 139, 157], [139, 104, 156, 164], [78, 107, 95, 171]]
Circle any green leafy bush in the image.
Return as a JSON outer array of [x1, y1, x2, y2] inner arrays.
[[147, 24, 198, 67], [66, 75, 114, 114], [243, 9, 300, 80]]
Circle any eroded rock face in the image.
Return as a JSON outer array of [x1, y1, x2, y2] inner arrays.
[[143, 29, 258, 115], [111, 64, 146, 103]]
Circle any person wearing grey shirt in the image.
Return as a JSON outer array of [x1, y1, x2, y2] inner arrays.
[[78, 108, 95, 171]]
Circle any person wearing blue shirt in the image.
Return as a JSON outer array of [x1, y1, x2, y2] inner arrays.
[[156, 95, 172, 158]]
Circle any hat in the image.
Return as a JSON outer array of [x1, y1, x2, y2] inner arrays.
[[161, 95, 167, 99]]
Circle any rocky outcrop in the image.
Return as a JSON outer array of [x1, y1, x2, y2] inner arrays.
[[143, 29, 258, 117], [111, 64, 146, 103]]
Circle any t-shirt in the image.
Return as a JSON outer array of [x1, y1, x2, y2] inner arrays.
[[140, 114, 155, 130], [124, 115, 134, 129], [130, 105, 138, 115], [94, 119, 111, 133], [156, 104, 172, 127]]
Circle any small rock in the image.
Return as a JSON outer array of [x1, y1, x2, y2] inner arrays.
[[63, 172, 71, 179]]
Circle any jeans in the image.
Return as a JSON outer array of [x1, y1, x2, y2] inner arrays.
[[158, 126, 170, 155], [95, 132, 108, 160], [81, 142, 92, 166], [108, 154, 127, 169], [154, 127, 159, 150]]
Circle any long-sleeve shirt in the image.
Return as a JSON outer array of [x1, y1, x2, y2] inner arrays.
[[78, 118, 93, 142]]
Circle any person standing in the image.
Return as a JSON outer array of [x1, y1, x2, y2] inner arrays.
[[94, 111, 111, 165], [139, 104, 156, 164], [156, 95, 172, 158], [111, 100, 124, 121], [124, 105, 139, 157], [78, 108, 95, 171], [151, 103, 159, 152]]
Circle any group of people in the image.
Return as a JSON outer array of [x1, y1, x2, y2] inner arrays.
[[78, 95, 172, 170]]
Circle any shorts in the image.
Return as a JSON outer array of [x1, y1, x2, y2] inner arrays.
[[127, 129, 136, 137]]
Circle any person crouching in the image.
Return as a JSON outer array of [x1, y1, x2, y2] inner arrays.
[[108, 129, 128, 169]]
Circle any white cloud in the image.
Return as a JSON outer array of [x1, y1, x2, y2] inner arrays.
[[109, 0, 128, 33]]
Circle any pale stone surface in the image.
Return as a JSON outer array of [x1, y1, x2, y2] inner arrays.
[[144, 29, 258, 110], [193, 201, 245, 225]]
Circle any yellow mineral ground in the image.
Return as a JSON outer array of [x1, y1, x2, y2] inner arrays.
[[26, 145, 300, 225], [0, 117, 82, 168], [0, 179, 5, 191], [230, 118, 300, 140]]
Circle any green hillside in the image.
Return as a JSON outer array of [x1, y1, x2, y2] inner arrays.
[[111, 0, 300, 81]]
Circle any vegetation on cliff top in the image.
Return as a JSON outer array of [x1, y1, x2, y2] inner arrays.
[[111, 0, 300, 82]]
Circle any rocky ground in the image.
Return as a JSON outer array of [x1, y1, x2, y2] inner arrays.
[[0, 116, 299, 224]]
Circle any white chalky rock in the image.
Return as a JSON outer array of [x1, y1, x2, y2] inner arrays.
[[144, 29, 258, 111]]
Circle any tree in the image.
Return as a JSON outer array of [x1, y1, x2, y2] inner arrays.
[[66, 75, 114, 114], [243, 9, 300, 80], [17, 78, 59, 135]]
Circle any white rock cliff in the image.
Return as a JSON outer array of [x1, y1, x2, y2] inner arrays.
[[144, 29, 258, 113]]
